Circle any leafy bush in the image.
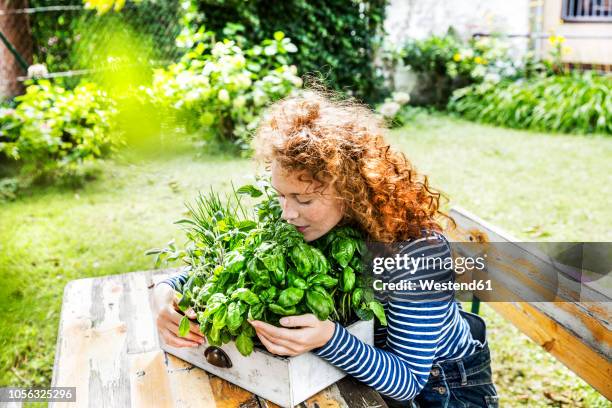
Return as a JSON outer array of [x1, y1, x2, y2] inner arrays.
[[28, 0, 183, 77], [376, 91, 411, 128], [0, 177, 20, 201], [186, 0, 387, 103], [0, 80, 119, 180], [397, 30, 521, 106], [449, 73, 612, 135], [147, 31, 301, 153]]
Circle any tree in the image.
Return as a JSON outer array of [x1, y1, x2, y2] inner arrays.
[[0, 0, 33, 99]]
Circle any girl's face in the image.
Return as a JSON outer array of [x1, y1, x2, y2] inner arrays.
[[271, 161, 344, 242]]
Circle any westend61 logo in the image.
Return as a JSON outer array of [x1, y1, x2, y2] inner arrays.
[[372, 253, 487, 275]]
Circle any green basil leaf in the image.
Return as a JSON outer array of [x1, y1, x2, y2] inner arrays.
[[277, 287, 304, 307], [207, 325, 222, 346], [178, 316, 190, 338], [177, 291, 192, 312], [204, 293, 227, 318], [310, 247, 330, 274], [224, 251, 246, 274], [332, 238, 356, 268], [355, 307, 374, 321], [235, 331, 254, 356], [197, 281, 217, 304], [290, 243, 312, 277], [307, 274, 338, 288], [352, 288, 364, 309], [342, 266, 356, 292], [288, 270, 308, 290], [305, 290, 332, 320], [212, 305, 228, 329], [231, 288, 261, 305], [237, 184, 263, 198], [248, 303, 265, 320], [220, 329, 232, 344], [268, 303, 297, 316], [369, 301, 387, 326], [226, 301, 244, 332]]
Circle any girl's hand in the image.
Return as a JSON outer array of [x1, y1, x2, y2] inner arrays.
[[249, 314, 336, 356], [152, 283, 206, 348]]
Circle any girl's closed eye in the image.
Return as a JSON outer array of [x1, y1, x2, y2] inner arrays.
[[296, 198, 313, 205]]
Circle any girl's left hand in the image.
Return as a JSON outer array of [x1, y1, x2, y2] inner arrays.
[[249, 314, 336, 356]]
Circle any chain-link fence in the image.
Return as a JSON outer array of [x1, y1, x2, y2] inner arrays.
[[1, 0, 185, 99]]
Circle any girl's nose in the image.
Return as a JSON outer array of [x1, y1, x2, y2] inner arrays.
[[280, 198, 299, 221]]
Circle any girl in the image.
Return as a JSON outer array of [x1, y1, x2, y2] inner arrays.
[[152, 90, 498, 407]]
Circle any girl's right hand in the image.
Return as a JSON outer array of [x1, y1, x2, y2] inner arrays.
[[153, 283, 207, 348]]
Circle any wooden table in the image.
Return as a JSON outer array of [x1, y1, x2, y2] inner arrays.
[[50, 269, 389, 408]]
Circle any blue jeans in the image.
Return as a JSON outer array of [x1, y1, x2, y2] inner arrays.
[[383, 310, 499, 408]]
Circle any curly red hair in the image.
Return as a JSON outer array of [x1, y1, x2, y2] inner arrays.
[[253, 89, 454, 243]]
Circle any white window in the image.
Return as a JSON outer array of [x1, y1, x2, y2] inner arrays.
[[562, 0, 612, 22]]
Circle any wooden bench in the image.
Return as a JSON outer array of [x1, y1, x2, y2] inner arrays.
[[50, 269, 388, 408], [447, 207, 611, 400]]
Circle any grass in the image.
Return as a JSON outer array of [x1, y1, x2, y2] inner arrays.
[[388, 110, 612, 241], [0, 113, 610, 406]]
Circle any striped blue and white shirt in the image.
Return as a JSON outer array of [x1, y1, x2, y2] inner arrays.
[[159, 230, 482, 401]]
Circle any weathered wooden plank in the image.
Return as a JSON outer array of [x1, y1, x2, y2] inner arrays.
[[449, 207, 611, 302], [164, 354, 218, 408], [121, 271, 159, 354], [448, 206, 612, 327], [85, 276, 131, 408], [487, 301, 612, 399], [128, 350, 174, 408], [301, 383, 351, 408], [50, 276, 131, 407], [448, 206, 612, 400], [335, 376, 388, 408], [51, 271, 163, 408], [50, 278, 94, 408], [206, 373, 261, 407]]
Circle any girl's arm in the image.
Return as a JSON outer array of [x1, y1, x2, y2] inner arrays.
[[314, 300, 451, 401], [313, 232, 455, 401], [158, 270, 189, 292]]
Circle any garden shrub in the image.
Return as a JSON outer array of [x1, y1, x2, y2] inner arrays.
[[187, 0, 387, 103], [448, 72, 612, 135], [0, 80, 119, 181], [376, 91, 411, 128], [146, 30, 301, 153], [28, 0, 184, 77], [397, 30, 521, 106]]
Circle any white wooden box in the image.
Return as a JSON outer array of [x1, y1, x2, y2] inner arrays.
[[161, 319, 373, 408]]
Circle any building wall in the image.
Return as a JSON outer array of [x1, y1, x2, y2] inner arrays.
[[541, 0, 612, 64], [384, 0, 530, 94], [384, 0, 530, 44]]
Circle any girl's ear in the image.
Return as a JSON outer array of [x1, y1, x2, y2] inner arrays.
[[339, 199, 350, 220], [341, 200, 348, 214]]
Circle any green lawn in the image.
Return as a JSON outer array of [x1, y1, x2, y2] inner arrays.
[[1, 113, 610, 406]]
